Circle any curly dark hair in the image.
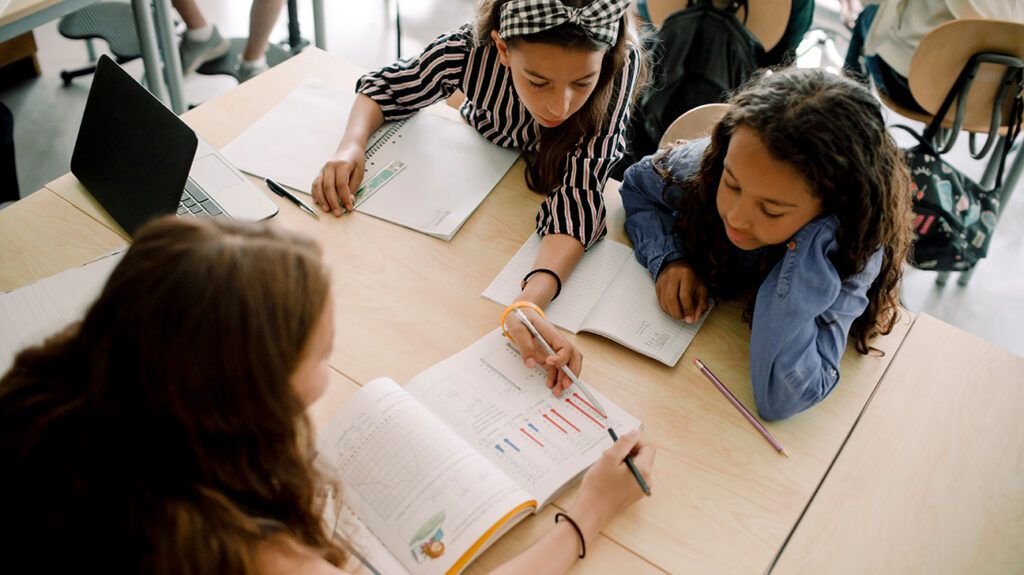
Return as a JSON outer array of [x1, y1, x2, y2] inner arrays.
[[658, 68, 913, 354]]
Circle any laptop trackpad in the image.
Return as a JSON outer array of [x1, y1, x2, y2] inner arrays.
[[192, 154, 243, 193]]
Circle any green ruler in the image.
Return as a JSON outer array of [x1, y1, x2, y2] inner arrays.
[[354, 159, 406, 208]]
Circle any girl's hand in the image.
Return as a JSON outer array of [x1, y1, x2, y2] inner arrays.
[[504, 307, 582, 397], [656, 261, 708, 324], [312, 143, 366, 217], [570, 430, 656, 531]]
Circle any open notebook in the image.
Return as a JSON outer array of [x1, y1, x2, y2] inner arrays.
[[316, 330, 640, 575], [0, 251, 125, 376], [483, 235, 709, 366], [220, 79, 519, 240]]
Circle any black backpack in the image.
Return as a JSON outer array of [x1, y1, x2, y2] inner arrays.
[[611, 0, 763, 179]]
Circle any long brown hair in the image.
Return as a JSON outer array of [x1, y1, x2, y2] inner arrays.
[[475, 0, 649, 194], [660, 69, 913, 353], [0, 217, 346, 573]]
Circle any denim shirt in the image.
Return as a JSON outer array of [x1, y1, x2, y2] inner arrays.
[[620, 139, 884, 421]]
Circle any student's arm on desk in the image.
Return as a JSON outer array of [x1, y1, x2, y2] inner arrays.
[[749, 216, 882, 421], [313, 94, 383, 215], [490, 431, 656, 575], [504, 233, 584, 395], [314, 30, 466, 216]]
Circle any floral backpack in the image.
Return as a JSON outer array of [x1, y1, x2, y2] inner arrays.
[[898, 53, 1022, 271]]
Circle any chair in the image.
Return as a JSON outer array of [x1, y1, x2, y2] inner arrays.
[[658, 102, 728, 147], [58, 0, 308, 86], [877, 18, 1024, 287], [642, 0, 790, 53]]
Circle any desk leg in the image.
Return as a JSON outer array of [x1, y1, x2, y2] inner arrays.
[[313, 0, 326, 50], [151, 0, 187, 114], [131, 0, 168, 106]]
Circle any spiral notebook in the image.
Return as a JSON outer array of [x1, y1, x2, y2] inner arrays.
[[221, 79, 520, 240]]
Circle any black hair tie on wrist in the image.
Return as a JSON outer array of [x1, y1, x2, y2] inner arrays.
[[554, 512, 586, 559], [521, 268, 562, 301]]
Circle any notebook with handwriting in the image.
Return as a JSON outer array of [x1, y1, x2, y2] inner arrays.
[[482, 234, 708, 366], [220, 79, 519, 240], [316, 329, 640, 575]]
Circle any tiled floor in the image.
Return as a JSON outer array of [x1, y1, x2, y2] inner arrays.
[[2, 0, 1021, 357]]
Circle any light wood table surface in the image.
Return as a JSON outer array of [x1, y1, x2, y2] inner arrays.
[[32, 48, 951, 574], [771, 313, 1024, 575]]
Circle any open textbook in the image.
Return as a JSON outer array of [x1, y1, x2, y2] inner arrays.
[[316, 330, 641, 575], [483, 235, 709, 367], [220, 79, 519, 240], [0, 251, 125, 376]]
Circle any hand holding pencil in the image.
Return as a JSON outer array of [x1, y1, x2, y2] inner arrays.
[[503, 304, 582, 396]]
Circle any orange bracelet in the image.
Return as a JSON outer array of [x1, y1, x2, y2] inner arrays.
[[500, 301, 546, 341]]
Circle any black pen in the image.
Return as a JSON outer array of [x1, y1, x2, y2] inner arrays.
[[265, 177, 319, 219], [608, 428, 651, 496]]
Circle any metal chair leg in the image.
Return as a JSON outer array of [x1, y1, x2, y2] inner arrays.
[[936, 271, 951, 286]]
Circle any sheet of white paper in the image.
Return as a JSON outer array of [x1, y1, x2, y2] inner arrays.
[[221, 79, 357, 194], [0, 251, 124, 376]]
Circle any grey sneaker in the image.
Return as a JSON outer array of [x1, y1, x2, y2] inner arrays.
[[235, 61, 269, 84], [179, 26, 230, 74]]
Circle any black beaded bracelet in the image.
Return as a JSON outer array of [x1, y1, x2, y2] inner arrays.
[[554, 512, 586, 559], [521, 268, 562, 301]]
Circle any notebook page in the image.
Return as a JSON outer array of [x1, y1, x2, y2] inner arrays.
[[579, 256, 709, 367], [220, 79, 359, 194], [0, 251, 124, 376], [316, 378, 533, 575], [406, 330, 641, 507], [481, 234, 632, 332], [357, 112, 519, 240]]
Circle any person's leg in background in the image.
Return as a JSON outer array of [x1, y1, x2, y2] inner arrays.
[[237, 0, 286, 83], [843, 3, 877, 78], [171, 0, 230, 74], [0, 101, 19, 207]]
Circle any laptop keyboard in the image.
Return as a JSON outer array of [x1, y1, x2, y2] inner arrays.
[[176, 178, 225, 218]]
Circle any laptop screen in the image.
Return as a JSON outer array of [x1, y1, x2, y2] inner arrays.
[[71, 55, 198, 237]]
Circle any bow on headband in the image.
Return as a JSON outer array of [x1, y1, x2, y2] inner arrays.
[[499, 0, 631, 46]]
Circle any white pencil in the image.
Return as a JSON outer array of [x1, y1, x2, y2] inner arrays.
[[513, 307, 608, 419]]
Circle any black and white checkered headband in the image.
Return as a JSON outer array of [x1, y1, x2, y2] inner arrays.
[[498, 0, 630, 46]]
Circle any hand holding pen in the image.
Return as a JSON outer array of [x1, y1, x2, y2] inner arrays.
[[502, 303, 583, 399]]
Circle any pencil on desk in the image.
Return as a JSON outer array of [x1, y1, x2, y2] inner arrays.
[[693, 358, 789, 457]]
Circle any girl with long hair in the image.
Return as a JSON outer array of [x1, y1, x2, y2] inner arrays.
[[0, 216, 654, 574], [620, 68, 913, 420], [313, 0, 649, 393]]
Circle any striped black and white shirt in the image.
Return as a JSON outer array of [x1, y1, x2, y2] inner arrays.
[[356, 24, 640, 249]]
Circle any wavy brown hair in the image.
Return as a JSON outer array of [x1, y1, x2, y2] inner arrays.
[[659, 68, 913, 354], [476, 0, 649, 194], [0, 217, 346, 573]]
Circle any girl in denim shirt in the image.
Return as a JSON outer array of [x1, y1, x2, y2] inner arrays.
[[620, 69, 913, 420]]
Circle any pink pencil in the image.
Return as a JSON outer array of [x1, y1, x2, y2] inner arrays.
[[694, 359, 789, 457]]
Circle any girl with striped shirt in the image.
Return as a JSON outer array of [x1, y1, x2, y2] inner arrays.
[[314, 0, 648, 391]]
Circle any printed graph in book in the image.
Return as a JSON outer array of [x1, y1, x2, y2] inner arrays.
[[420, 342, 628, 487], [328, 393, 472, 521]]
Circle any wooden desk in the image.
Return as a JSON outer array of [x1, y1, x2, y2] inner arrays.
[[0, 187, 126, 291], [771, 314, 1024, 575], [37, 48, 924, 573]]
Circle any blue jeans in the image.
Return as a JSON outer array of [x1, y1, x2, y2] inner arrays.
[[844, 5, 927, 114]]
